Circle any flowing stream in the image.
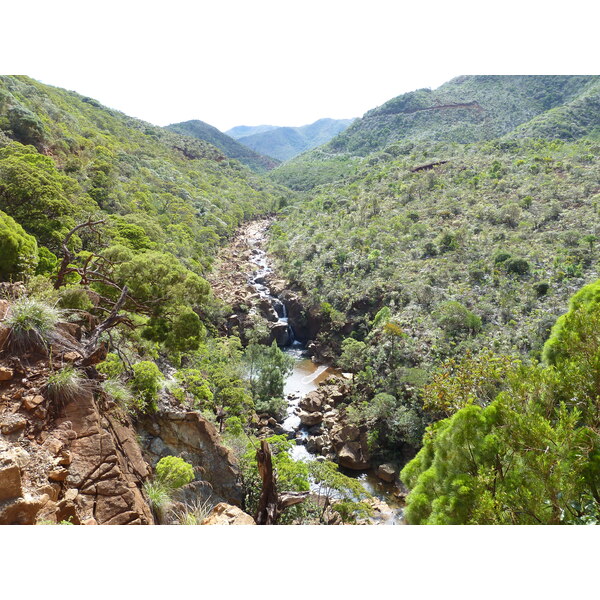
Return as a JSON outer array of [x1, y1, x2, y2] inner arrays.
[[246, 227, 404, 524]]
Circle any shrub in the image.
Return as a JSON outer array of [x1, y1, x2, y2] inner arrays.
[[433, 301, 482, 337], [101, 379, 134, 413], [505, 257, 530, 276], [43, 366, 87, 409], [58, 287, 93, 311], [143, 480, 173, 522], [130, 361, 163, 412], [4, 297, 61, 352], [0, 210, 38, 281], [97, 353, 125, 378], [164, 307, 206, 353], [255, 396, 287, 420], [534, 282, 550, 297], [155, 455, 195, 489], [493, 251, 512, 264], [170, 497, 215, 525]]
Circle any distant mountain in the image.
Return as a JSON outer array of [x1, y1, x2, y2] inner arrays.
[[271, 75, 600, 190], [226, 118, 355, 162], [226, 124, 278, 139], [166, 119, 280, 172]]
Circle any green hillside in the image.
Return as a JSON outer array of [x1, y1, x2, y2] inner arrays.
[[269, 77, 600, 509], [166, 119, 280, 172], [0, 75, 289, 265], [271, 76, 600, 190], [230, 118, 354, 161]]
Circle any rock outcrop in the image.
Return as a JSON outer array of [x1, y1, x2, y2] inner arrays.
[[0, 303, 154, 525], [139, 409, 243, 506], [201, 502, 255, 525]]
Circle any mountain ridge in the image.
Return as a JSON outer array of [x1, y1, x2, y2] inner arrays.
[[226, 117, 355, 161]]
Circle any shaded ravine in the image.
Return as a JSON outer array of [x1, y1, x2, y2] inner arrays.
[[246, 222, 404, 524]]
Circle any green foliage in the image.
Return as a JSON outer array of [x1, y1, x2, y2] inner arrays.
[[164, 307, 206, 353], [0, 143, 90, 248], [308, 460, 372, 523], [43, 366, 87, 408], [155, 455, 195, 489], [240, 435, 310, 523], [433, 301, 481, 337], [143, 480, 173, 520], [349, 392, 426, 450], [96, 353, 125, 379], [402, 284, 600, 524], [101, 379, 134, 413], [543, 279, 600, 365], [130, 361, 163, 413], [5, 297, 60, 352], [423, 349, 518, 416], [175, 369, 214, 409], [0, 210, 38, 280], [244, 341, 294, 407], [57, 286, 93, 311], [505, 257, 530, 276]]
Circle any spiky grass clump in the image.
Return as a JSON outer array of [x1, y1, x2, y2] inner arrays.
[[143, 480, 173, 523], [43, 365, 87, 409], [170, 497, 216, 525], [101, 379, 134, 413], [5, 297, 61, 353]]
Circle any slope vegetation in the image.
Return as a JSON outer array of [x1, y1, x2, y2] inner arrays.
[[272, 75, 600, 190], [166, 119, 280, 172]]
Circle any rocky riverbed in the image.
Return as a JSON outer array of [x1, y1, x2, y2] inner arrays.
[[210, 219, 407, 524]]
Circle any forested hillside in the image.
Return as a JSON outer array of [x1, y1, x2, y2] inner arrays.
[[269, 75, 600, 523], [271, 76, 600, 190], [166, 119, 280, 172]]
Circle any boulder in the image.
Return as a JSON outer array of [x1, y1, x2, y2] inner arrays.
[[0, 456, 23, 501], [376, 463, 397, 483], [22, 394, 45, 412], [299, 390, 325, 413], [0, 495, 48, 525], [269, 322, 290, 347], [299, 410, 323, 426], [0, 413, 27, 435], [201, 502, 255, 525], [0, 366, 13, 381], [337, 442, 371, 470]]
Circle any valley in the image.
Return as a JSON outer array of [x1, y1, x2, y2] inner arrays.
[[1, 74, 600, 525]]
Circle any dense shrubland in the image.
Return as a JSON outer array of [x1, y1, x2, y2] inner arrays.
[[0, 76, 304, 521], [269, 77, 600, 519], [401, 280, 600, 524]]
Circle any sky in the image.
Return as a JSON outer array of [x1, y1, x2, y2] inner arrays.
[[3, 0, 599, 131]]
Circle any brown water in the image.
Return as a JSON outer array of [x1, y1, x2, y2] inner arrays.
[[247, 222, 405, 524]]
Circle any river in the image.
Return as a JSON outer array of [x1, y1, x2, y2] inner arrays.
[[246, 223, 405, 524]]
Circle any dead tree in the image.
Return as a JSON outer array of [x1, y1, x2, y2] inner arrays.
[[255, 439, 309, 525], [55, 217, 106, 289]]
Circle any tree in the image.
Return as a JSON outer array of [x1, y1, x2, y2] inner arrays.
[[0, 210, 38, 280], [339, 337, 367, 380], [244, 341, 294, 405], [0, 143, 92, 247]]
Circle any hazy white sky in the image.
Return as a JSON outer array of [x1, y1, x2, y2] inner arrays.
[[4, 0, 599, 131]]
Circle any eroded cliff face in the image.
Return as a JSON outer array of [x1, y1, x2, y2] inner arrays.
[[0, 359, 154, 524], [139, 408, 243, 507]]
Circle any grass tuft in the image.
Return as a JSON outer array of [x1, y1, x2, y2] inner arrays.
[[170, 496, 216, 525], [5, 297, 61, 353], [43, 365, 88, 409]]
